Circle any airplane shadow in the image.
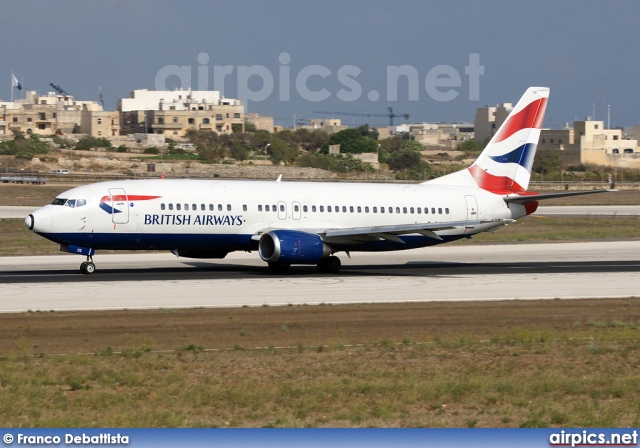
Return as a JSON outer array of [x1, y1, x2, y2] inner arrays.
[[2, 260, 640, 284]]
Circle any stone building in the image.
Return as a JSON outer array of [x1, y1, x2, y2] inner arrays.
[[117, 89, 244, 137]]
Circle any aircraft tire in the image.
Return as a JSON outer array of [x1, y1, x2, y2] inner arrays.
[[318, 256, 341, 274], [81, 262, 96, 275]]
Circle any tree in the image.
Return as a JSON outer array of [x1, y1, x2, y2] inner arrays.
[[74, 136, 112, 151], [0, 133, 50, 159], [533, 149, 562, 174], [387, 149, 430, 173], [321, 128, 378, 154], [268, 137, 299, 164]]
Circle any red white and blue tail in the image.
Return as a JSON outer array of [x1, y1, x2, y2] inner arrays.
[[426, 87, 549, 194]]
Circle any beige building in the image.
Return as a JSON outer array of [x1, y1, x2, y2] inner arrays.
[[245, 113, 274, 133], [474, 103, 512, 142], [0, 91, 118, 138], [118, 89, 244, 137], [538, 120, 640, 169], [388, 122, 474, 148]]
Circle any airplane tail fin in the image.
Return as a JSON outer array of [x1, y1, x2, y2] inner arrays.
[[426, 87, 549, 194]]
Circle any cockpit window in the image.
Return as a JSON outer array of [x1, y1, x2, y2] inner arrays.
[[52, 198, 86, 208]]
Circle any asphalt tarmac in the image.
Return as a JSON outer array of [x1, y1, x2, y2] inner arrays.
[[1, 241, 638, 313]]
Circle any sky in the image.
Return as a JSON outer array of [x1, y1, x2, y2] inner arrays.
[[1, 0, 639, 129]]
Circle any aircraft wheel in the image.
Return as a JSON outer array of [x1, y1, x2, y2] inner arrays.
[[268, 262, 290, 272], [318, 256, 341, 274], [81, 262, 96, 275]]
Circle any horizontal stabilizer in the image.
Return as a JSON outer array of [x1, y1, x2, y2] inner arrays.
[[504, 190, 614, 204]]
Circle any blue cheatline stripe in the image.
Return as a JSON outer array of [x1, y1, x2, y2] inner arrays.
[[488, 143, 537, 169]]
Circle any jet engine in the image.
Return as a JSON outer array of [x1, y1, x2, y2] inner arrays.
[[259, 230, 331, 264]]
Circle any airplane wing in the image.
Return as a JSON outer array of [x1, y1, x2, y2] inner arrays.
[[504, 190, 614, 204], [252, 219, 511, 245]]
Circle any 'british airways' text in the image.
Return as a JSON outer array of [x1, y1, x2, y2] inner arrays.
[[144, 214, 244, 226]]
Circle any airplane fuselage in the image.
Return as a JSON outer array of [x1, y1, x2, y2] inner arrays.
[[27, 179, 523, 255]]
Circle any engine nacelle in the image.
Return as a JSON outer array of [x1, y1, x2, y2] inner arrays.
[[259, 230, 330, 264]]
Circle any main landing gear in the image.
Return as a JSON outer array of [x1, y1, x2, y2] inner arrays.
[[80, 255, 96, 275], [317, 255, 341, 274]]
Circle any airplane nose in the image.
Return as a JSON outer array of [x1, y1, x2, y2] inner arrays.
[[26, 207, 52, 233]]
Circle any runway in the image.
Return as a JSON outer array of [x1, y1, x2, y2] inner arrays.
[[1, 241, 639, 313]]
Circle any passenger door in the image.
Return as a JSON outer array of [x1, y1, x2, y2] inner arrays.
[[277, 201, 287, 220], [109, 188, 129, 224], [464, 195, 478, 228]]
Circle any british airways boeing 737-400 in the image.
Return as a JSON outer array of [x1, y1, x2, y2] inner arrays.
[[24, 87, 607, 274]]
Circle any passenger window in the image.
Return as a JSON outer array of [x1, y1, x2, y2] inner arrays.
[[319, 206, 324, 212], [342, 206, 347, 212], [201, 204, 205, 211], [431, 208, 436, 214], [365, 206, 369, 213], [445, 208, 449, 214], [193, 204, 197, 210], [185, 204, 189, 211], [258, 205, 263, 212], [438, 208, 442, 214], [312, 205, 317, 212], [410, 207, 414, 214], [209, 204, 214, 211], [417, 208, 421, 214], [228, 204, 232, 211], [76, 199, 86, 207], [265, 205, 270, 212], [327, 206, 331, 212], [335, 205, 339, 212], [356, 206, 361, 213], [177, 204, 181, 211], [272, 205, 276, 211], [389, 207, 393, 214], [303, 205, 308, 212], [373, 207, 377, 213], [65, 199, 76, 208], [294, 205, 299, 212], [380, 207, 385, 214], [161, 204, 166, 211], [243, 205, 247, 211], [349, 206, 354, 213], [424, 207, 429, 214], [279, 204, 284, 212], [403, 207, 407, 214], [396, 207, 400, 214], [218, 204, 223, 211], [169, 204, 173, 211]]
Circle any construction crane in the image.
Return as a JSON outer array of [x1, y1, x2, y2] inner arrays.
[[313, 107, 410, 127], [49, 83, 70, 96]]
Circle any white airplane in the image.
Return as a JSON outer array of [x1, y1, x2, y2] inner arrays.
[[25, 87, 606, 274]]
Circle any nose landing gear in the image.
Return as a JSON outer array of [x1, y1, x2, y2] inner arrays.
[[80, 255, 96, 275]]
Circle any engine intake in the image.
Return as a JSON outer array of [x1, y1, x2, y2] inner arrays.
[[259, 230, 330, 264]]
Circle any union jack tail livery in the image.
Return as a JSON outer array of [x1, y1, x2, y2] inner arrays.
[[427, 87, 549, 194]]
